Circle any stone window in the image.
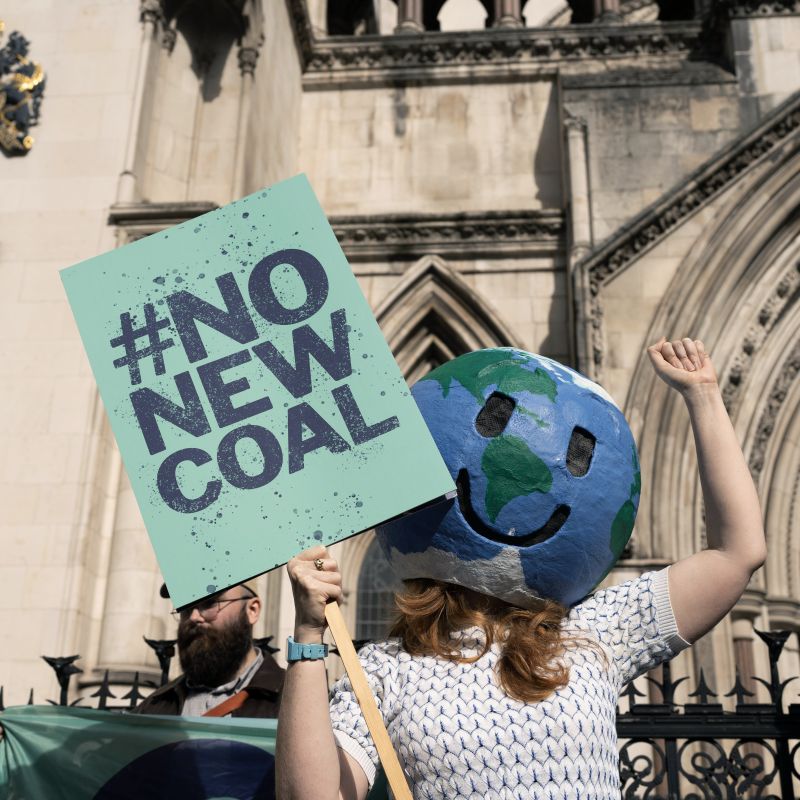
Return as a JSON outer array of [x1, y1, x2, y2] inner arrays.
[[355, 537, 403, 641]]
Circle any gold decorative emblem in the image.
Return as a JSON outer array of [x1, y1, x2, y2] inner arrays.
[[0, 20, 46, 154]]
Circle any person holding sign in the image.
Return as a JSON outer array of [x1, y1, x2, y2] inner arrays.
[[276, 337, 765, 799]]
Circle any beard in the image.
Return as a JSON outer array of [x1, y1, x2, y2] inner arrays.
[[178, 607, 254, 688]]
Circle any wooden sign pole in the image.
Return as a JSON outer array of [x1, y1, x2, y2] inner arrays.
[[325, 602, 412, 800]]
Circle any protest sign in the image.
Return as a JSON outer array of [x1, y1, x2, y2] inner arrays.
[[61, 175, 455, 608]]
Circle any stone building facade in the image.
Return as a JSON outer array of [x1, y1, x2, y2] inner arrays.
[[1, 0, 798, 706]]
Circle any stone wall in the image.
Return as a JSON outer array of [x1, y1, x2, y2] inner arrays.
[[564, 78, 744, 243], [730, 14, 800, 122], [301, 79, 562, 215], [0, 0, 143, 704]]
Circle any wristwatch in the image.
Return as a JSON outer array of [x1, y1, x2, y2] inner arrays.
[[286, 635, 329, 662]]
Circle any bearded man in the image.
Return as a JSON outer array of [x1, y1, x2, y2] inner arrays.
[[134, 582, 284, 718]]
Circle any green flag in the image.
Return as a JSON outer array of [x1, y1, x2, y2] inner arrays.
[[1, 705, 277, 799], [1, 705, 390, 800]]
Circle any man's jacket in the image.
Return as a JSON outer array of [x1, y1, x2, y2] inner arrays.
[[132, 651, 284, 718]]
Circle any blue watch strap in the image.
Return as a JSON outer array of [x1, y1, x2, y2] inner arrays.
[[286, 635, 329, 661]]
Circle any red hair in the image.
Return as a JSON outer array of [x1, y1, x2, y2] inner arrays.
[[389, 579, 603, 703]]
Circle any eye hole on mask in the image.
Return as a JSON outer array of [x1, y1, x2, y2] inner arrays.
[[475, 392, 516, 437], [566, 427, 596, 477]]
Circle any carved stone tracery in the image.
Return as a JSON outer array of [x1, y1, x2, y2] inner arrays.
[[238, 45, 261, 75], [305, 21, 712, 76], [331, 209, 564, 261], [725, 0, 800, 17], [722, 258, 800, 413], [748, 339, 800, 482]]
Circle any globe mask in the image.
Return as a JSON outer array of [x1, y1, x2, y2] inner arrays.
[[376, 349, 640, 608]]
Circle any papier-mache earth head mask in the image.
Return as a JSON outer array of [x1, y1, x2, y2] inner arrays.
[[375, 348, 640, 608]]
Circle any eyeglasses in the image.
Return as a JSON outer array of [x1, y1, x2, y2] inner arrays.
[[170, 595, 253, 622]]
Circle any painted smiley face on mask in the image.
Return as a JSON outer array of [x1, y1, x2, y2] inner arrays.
[[375, 349, 640, 608]]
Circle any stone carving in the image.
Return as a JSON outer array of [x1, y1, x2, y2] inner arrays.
[[161, 24, 177, 52], [790, 470, 799, 593], [331, 210, 564, 259], [305, 22, 711, 76], [0, 24, 46, 154], [238, 45, 261, 75], [722, 261, 800, 412], [140, 0, 164, 25], [748, 339, 800, 483], [725, 0, 800, 16]]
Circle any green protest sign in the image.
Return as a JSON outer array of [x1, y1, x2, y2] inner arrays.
[[61, 175, 455, 608]]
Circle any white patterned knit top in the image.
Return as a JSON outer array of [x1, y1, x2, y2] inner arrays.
[[330, 567, 689, 800]]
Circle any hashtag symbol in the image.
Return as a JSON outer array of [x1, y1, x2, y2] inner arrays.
[[110, 303, 176, 386]]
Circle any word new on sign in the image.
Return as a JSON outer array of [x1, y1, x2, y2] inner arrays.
[[111, 248, 399, 513]]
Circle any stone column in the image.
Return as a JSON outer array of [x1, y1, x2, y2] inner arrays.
[[564, 112, 592, 371], [116, 0, 162, 204], [494, 0, 523, 27], [97, 469, 166, 677], [231, 42, 262, 199], [592, 0, 622, 22], [396, 0, 424, 32], [564, 113, 592, 263]]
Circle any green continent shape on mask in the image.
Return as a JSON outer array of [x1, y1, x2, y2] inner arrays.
[[630, 449, 641, 498], [422, 350, 557, 405], [593, 499, 637, 587], [610, 499, 636, 560], [481, 435, 553, 522]]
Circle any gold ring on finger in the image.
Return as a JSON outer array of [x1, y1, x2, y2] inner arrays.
[[314, 558, 324, 571]]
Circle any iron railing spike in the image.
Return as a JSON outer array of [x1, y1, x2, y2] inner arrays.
[[143, 637, 177, 687], [724, 669, 755, 706], [90, 669, 116, 710], [688, 668, 718, 704], [621, 680, 646, 708], [121, 671, 145, 709], [41, 655, 83, 706]]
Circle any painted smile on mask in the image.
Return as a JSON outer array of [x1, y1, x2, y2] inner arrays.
[[456, 467, 570, 547]]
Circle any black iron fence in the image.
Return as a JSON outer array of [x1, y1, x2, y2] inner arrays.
[[2, 631, 799, 798]]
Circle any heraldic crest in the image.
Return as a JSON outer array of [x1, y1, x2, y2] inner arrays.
[[0, 21, 46, 154]]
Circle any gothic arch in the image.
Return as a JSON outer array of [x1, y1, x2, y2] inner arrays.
[[624, 143, 800, 608], [374, 254, 523, 383]]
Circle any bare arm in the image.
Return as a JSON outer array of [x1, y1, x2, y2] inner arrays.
[[275, 546, 370, 800], [647, 338, 766, 644]]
